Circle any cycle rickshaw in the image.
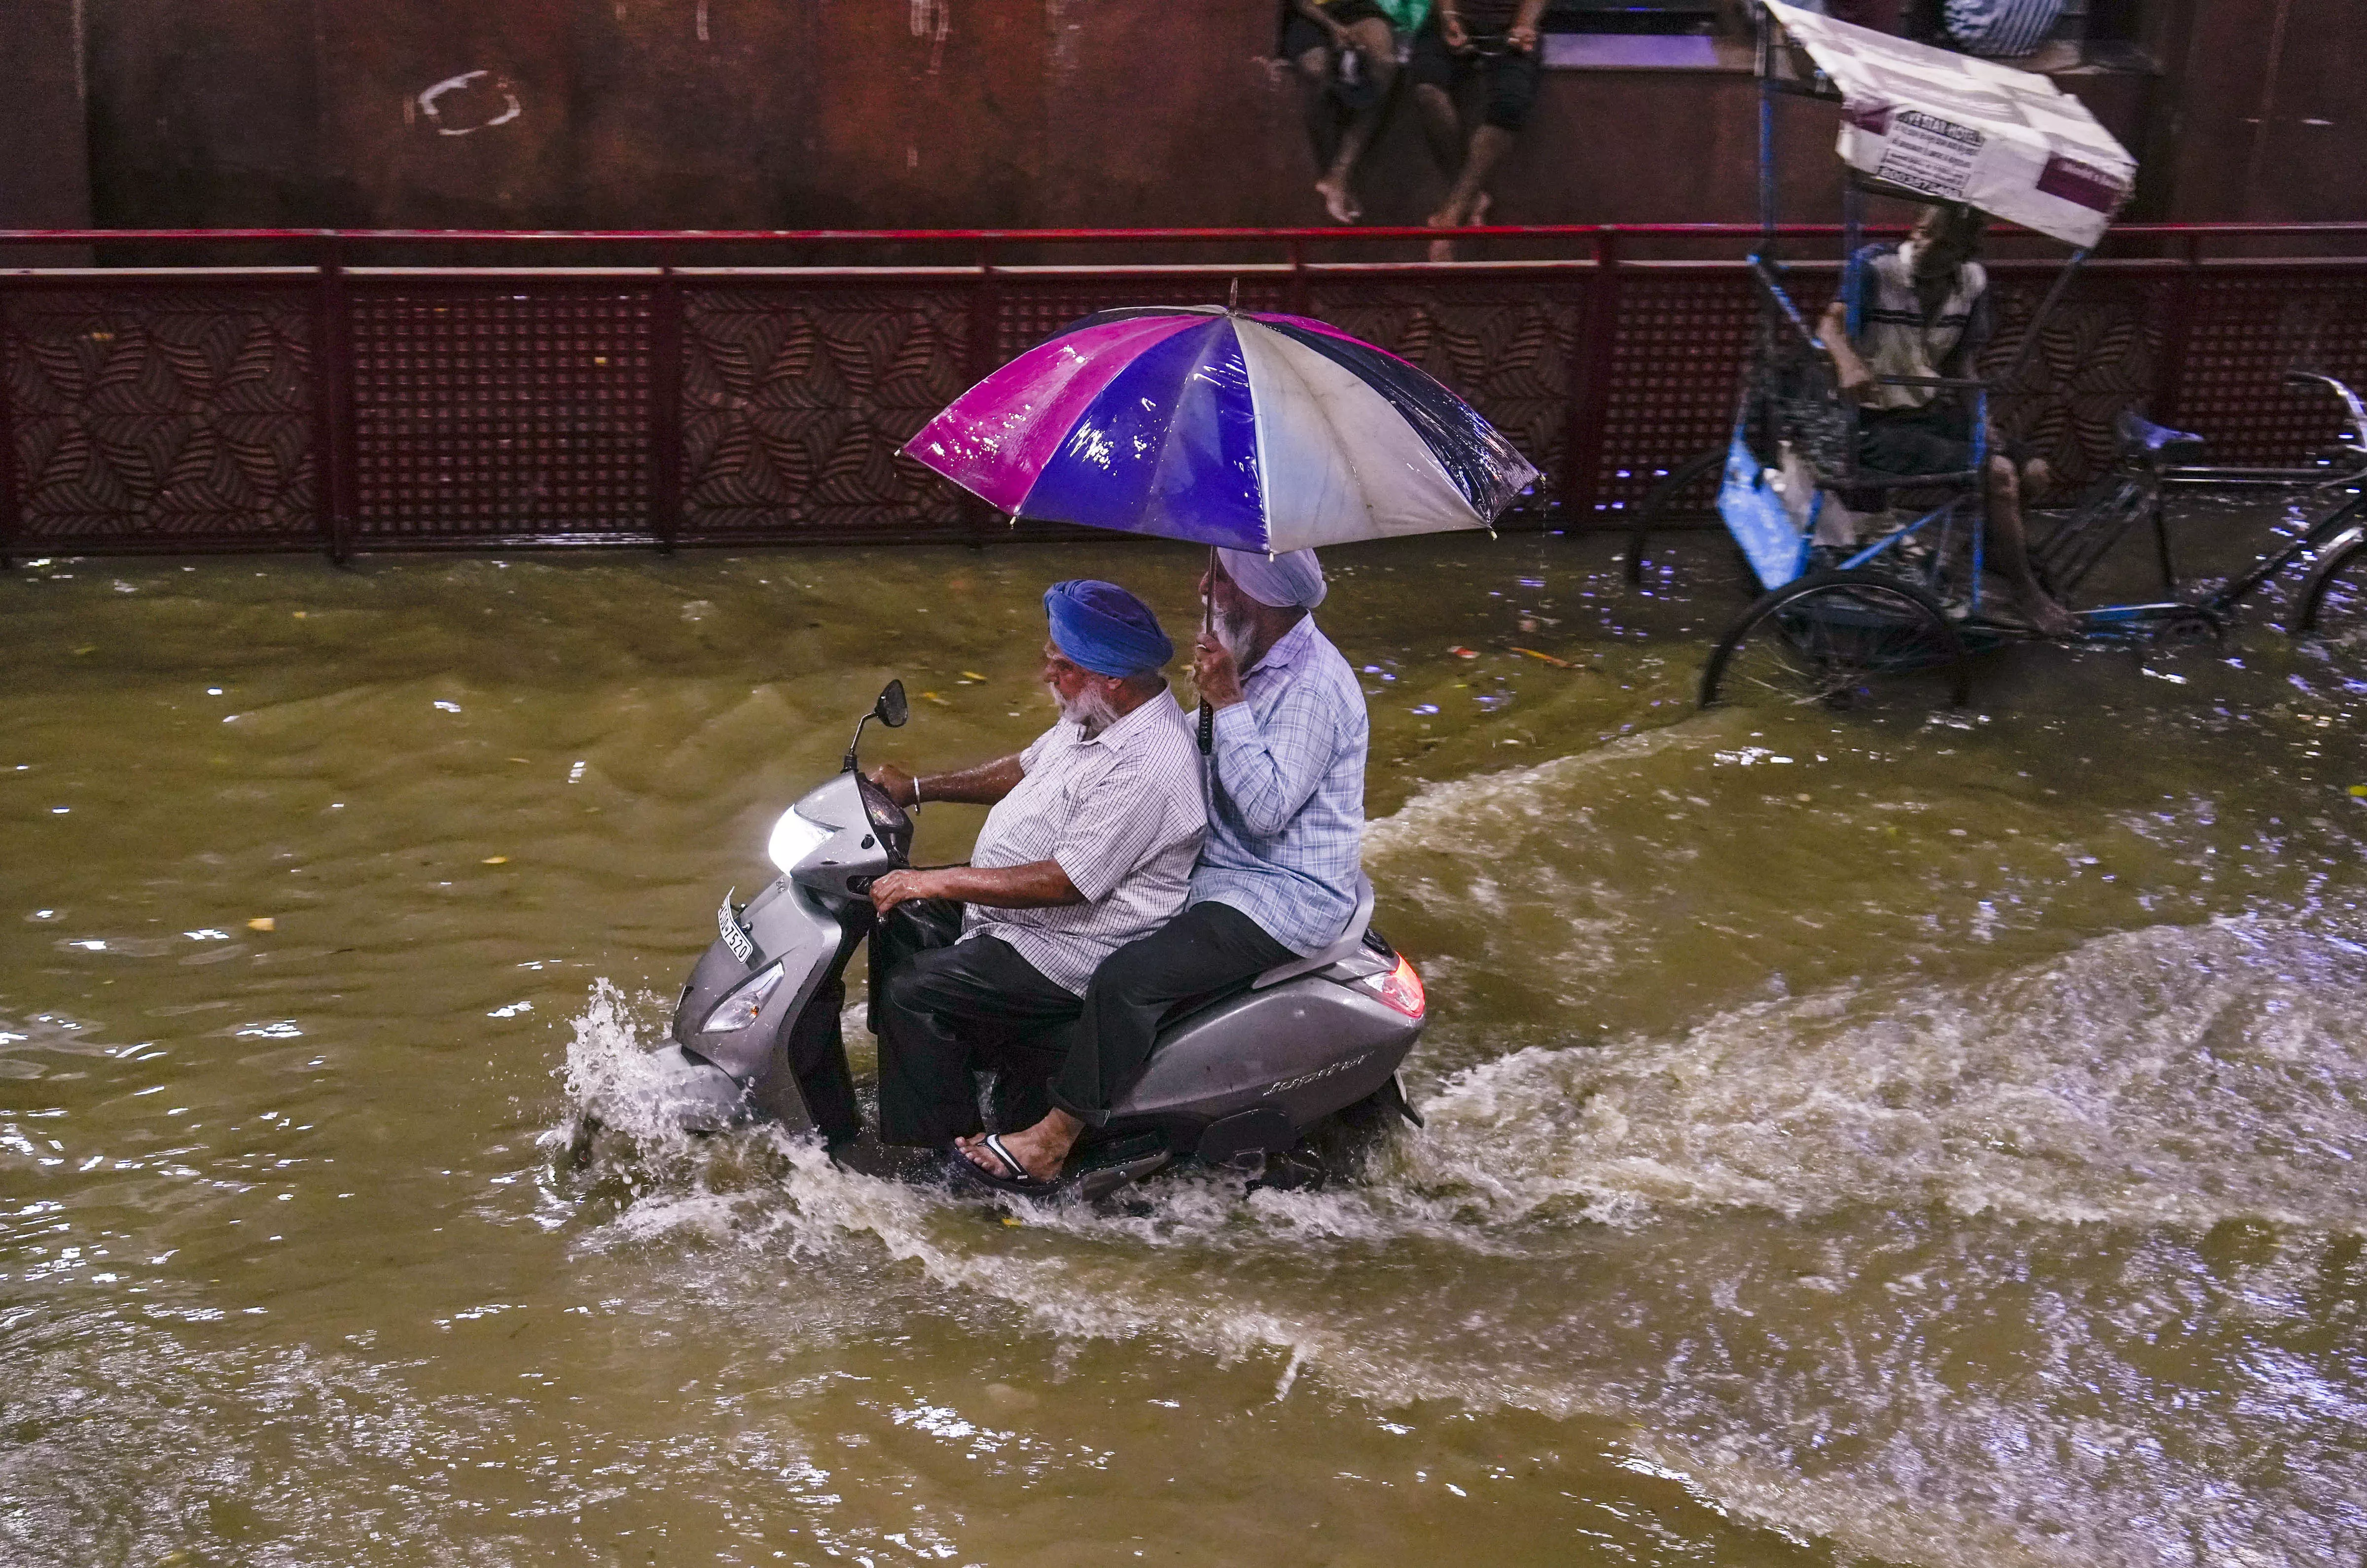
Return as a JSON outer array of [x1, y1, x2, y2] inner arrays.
[[1680, 1, 2367, 709]]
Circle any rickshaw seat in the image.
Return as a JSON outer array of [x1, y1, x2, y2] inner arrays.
[[2116, 408, 2204, 462]]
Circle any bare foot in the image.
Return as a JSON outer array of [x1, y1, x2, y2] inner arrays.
[[1468, 191, 1493, 227], [2024, 591, 2080, 639], [955, 1111, 1081, 1185], [1315, 175, 1361, 225], [2019, 457, 2058, 503], [1426, 207, 1459, 263]]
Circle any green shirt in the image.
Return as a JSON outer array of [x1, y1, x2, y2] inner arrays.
[[1316, 0, 1433, 30]]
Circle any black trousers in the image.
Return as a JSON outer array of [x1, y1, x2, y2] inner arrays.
[[1050, 901, 1294, 1127], [868, 899, 1083, 1148]]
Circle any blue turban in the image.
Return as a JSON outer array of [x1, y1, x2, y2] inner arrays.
[[1043, 580, 1174, 678]]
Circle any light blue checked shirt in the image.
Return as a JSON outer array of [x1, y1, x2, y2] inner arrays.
[[1188, 614, 1368, 956]]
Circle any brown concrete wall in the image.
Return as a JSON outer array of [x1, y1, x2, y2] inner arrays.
[[59, 0, 2367, 235], [2151, 0, 2364, 222], [0, 1, 94, 262]]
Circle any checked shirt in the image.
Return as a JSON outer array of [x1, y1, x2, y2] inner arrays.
[[1189, 614, 1369, 956], [961, 687, 1207, 996]]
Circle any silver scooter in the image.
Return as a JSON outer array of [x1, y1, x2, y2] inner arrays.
[[590, 680, 1426, 1200]]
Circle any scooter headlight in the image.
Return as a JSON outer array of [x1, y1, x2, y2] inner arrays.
[[702, 962, 785, 1033], [766, 808, 838, 875]]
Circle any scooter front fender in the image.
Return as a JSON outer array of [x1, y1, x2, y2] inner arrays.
[[639, 1044, 760, 1133]]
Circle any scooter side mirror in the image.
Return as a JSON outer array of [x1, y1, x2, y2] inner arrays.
[[876, 679, 908, 729]]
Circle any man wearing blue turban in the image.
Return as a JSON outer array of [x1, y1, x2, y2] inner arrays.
[[859, 580, 1206, 1161], [958, 547, 1369, 1189]]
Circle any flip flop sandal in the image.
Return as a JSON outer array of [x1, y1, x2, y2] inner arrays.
[[949, 1133, 1058, 1196]]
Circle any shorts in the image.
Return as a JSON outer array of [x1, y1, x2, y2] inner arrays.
[[1859, 401, 1976, 478], [1407, 20, 1543, 131], [1281, 0, 1394, 59]]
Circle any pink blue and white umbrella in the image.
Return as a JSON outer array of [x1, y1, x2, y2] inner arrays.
[[902, 306, 1538, 550]]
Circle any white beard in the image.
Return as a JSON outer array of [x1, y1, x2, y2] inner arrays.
[[1047, 680, 1120, 736], [1207, 600, 1258, 662]]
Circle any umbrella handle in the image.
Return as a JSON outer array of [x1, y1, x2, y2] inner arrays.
[[1199, 544, 1216, 754]]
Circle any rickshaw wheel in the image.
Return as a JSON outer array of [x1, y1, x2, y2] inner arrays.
[[1700, 569, 1971, 711], [2292, 534, 2367, 641], [2147, 604, 2225, 651]]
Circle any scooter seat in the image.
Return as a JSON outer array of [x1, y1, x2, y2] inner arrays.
[[1251, 873, 1376, 991], [2117, 407, 2204, 461]]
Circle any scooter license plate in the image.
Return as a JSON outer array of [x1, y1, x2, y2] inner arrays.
[[717, 891, 756, 965]]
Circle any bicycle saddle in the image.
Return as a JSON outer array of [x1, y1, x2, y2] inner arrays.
[[2117, 407, 2204, 461]]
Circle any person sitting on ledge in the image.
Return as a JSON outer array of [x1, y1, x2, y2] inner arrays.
[[1411, 0, 1548, 260], [1282, 0, 1430, 224]]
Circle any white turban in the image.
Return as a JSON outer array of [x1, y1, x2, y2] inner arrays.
[[1217, 547, 1327, 610]]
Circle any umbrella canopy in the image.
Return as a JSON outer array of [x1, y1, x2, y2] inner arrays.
[[902, 306, 1538, 553]]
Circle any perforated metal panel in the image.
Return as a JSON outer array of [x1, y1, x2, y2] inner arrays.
[[9, 251, 2367, 556], [1589, 269, 1759, 517], [1979, 270, 2163, 484], [2168, 272, 2367, 465], [350, 286, 654, 539], [1309, 275, 1584, 510], [680, 286, 972, 540], [3, 285, 316, 547]]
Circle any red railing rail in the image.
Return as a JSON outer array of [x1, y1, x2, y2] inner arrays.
[[3, 223, 2365, 562], [8, 222, 2367, 244]]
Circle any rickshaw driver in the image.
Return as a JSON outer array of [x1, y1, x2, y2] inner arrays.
[[1817, 203, 2079, 638]]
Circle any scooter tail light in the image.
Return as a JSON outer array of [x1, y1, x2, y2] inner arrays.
[[1369, 954, 1425, 1019]]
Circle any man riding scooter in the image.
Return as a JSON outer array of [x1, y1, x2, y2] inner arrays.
[[859, 580, 1206, 1161], [958, 546, 1368, 1190]]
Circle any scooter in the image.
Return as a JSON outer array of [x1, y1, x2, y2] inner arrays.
[[583, 680, 1427, 1200]]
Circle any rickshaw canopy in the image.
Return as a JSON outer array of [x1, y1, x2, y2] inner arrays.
[[1762, 0, 2136, 247]]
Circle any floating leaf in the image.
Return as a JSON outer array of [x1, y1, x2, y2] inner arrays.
[[246, 917, 275, 932]]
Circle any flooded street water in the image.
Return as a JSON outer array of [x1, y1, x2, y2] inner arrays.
[[4, 520, 2365, 1567]]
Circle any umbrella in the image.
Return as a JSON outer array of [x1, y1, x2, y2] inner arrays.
[[901, 305, 1539, 550]]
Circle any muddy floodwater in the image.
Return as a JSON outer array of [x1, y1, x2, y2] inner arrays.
[[3, 519, 2365, 1568]]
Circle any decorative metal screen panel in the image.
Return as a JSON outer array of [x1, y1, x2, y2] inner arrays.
[[1309, 274, 1586, 513], [1588, 269, 1759, 518], [350, 286, 654, 539], [3, 284, 316, 547], [2167, 271, 2367, 466], [1980, 269, 2164, 485], [680, 286, 972, 541], [7, 245, 2367, 556]]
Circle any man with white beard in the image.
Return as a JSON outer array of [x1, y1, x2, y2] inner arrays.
[[861, 580, 1205, 1154], [956, 547, 1366, 1189]]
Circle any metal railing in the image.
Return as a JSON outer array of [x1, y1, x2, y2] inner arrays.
[[4, 223, 2365, 559]]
